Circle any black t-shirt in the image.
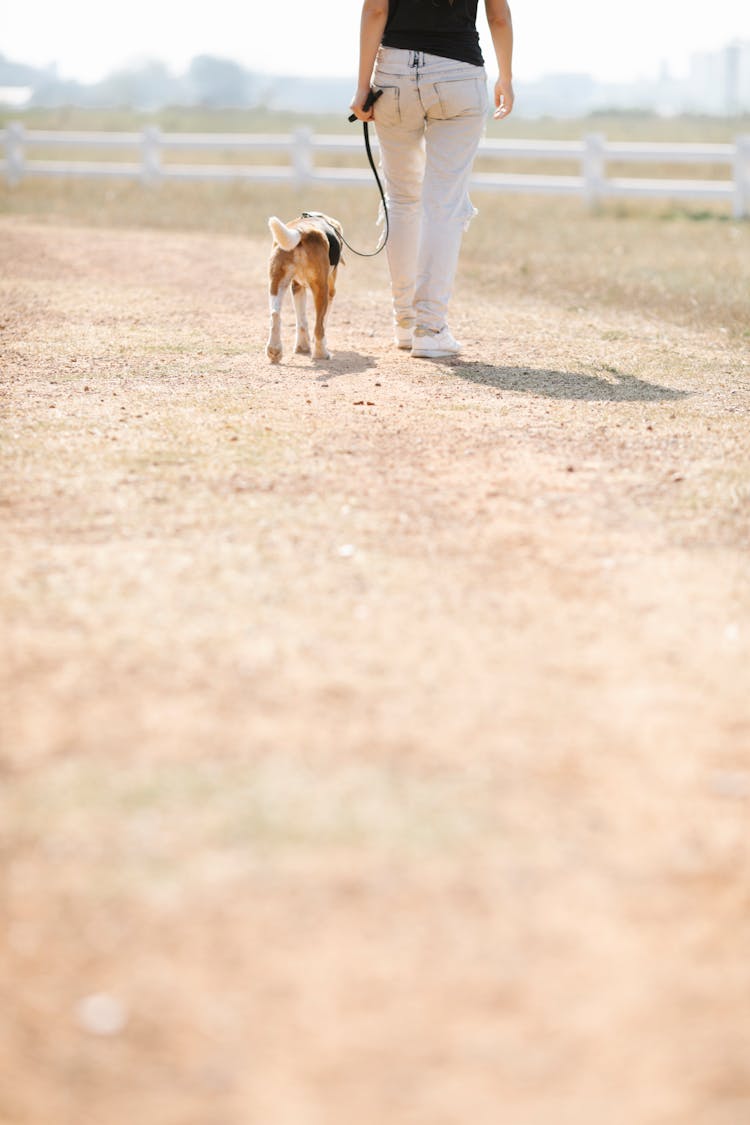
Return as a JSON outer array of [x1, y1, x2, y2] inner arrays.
[[382, 0, 484, 67]]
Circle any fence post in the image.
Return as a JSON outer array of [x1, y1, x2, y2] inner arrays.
[[141, 125, 162, 186], [732, 135, 750, 220], [582, 132, 605, 211], [292, 127, 313, 186], [5, 121, 25, 186]]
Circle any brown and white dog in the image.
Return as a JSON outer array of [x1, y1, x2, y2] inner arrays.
[[266, 212, 344, 363]]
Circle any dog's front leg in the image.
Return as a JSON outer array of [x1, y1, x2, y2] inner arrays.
[[292, 281, 310, 354], [266, 272, 289, 364]]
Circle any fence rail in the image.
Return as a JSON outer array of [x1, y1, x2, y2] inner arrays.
[[3, 123, 750, 217]]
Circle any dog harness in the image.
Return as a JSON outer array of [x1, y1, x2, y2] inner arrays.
[[301, 213, 343, 267]]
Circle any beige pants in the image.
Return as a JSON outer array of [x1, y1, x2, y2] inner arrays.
[[372, 46, 488, 333]]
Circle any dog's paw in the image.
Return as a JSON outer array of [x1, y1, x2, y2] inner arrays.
[[313, 342, 331, 361], [295, 333, 311, 355], [266, 343, 282, 364]]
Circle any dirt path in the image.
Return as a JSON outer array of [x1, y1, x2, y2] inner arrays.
[[1, 216, 749, 1124]]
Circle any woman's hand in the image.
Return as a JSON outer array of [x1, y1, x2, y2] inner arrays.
[[486, 0, 513, 118], [494, 77, 515, 119], [349, 84, 375, 121]]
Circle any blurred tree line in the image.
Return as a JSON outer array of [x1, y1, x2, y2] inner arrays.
[[0, 52, 352, 112]]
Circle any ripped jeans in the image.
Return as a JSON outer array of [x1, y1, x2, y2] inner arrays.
[[372, 46, 488, 333]]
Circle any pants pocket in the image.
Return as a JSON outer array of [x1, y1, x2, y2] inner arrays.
[[433, 76, 487, 119], [372, 84, 401, 125]]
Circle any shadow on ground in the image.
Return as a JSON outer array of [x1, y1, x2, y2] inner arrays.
[[446, 362, 689, 402], [315, 351, 379, 379]]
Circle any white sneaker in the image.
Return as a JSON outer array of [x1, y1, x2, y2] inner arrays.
[[410, 326, 462, 359], [394, 323, 414, 350]]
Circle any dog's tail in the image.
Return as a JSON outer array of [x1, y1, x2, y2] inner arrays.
[[268, 216, 302, 251]]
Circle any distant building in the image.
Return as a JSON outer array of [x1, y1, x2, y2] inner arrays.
[[688, 40, 750, 115], [732, 41, 750, 111]]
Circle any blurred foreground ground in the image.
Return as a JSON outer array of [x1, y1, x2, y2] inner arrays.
[[1, 194, 749, 1124]]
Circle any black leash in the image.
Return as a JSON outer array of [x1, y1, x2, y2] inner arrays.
[[342, 88, 389, 258]]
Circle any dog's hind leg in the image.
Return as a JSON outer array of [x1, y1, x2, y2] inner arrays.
[[310, 277, 331, 361], [267, 264, 291, 364], [292, 281, 311, 355]]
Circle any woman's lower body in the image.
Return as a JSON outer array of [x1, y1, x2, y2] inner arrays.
[[372, 46, 488, 354]]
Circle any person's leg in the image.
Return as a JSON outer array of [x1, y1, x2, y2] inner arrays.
[[372, 50, 426, 343], [378, 132, 424, 343], [413, 63, 487, 340]]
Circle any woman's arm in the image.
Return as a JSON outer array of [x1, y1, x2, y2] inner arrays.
[[485, 0, 514, 118], [350, 0, 389, 120]]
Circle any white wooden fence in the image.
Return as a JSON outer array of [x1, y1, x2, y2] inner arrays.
[[3, 122, 750, 217]]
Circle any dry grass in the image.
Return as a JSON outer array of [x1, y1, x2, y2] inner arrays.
[[3, 175, 748, 336], [1, 162, 750, 1125]]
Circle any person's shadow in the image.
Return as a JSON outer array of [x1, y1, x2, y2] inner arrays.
[[440, 360, 688, 403]]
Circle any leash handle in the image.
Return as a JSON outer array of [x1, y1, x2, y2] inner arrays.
[[348, 86, 383, 123]]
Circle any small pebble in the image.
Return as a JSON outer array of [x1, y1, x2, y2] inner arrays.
[[723, 623, 740, 645], [75, 993, 128, 1036], [710, 771, 750, 800]]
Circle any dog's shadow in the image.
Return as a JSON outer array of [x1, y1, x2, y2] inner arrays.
[[439, 361, 688, 403], [314, 350, 379, 380]]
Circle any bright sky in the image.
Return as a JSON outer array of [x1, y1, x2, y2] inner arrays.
[[4, 0, 750, 85]]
